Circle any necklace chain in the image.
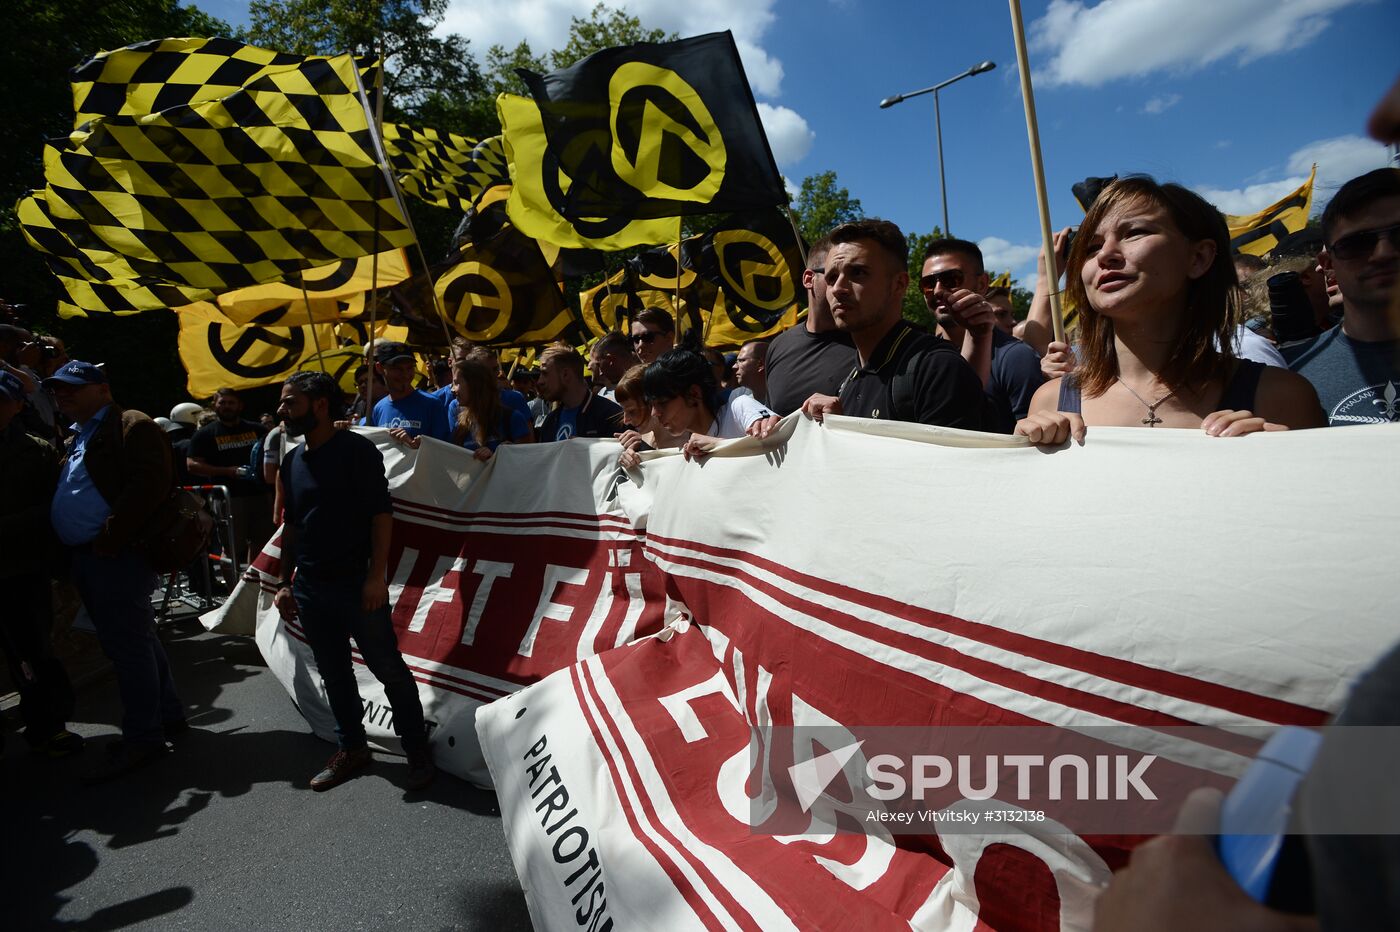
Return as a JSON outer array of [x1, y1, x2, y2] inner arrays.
[[1116, 378, 1175, 427]]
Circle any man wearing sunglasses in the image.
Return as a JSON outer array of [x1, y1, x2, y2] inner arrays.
[[629, 307, 676, 365], [921, 239, 1044, 433], [1289, 168, 1400, 425]]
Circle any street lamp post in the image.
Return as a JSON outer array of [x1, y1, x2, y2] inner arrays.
[[880, 61, 996, 236]]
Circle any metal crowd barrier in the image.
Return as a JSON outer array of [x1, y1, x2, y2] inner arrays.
[[154, 484, 238, 624]]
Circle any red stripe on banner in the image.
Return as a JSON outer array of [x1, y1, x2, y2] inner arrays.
[[402, 662, 511, 700], [579, 661, 775, 932], [279, 620, 502, 704], [647, 534, 1328, 727], [390, 499, 635, 528], [568, 665, 732, 932]]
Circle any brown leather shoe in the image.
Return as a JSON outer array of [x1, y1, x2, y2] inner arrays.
[[310, 746, 372, 791]]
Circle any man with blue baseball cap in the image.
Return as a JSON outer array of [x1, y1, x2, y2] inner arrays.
[[44, 360, 186, 783], [1, 369, 82, 759]]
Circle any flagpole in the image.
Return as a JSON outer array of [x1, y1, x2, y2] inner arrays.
[[782, 204, 809, 268], [1007, 0, 1066, 344], [298, 280, 328, 366], [674, 217, 684, 343], [348, 50, 457, 350]]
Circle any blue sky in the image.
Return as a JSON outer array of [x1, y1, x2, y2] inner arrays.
[[193, 0, 1398, 284]]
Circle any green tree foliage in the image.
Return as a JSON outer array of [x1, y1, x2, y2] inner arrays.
[[550, 4, 672, 70], [790, 171, 863, 245], [242, 0, 491, 133], [482, 5, 673, 102], [1009, 285, 1034, 321], [3, 0, 232, 412], [901, 228, 942, 329]]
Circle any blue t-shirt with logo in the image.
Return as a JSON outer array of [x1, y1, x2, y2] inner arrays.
[[1288, 327, 1400, 427], [370, 390, 451, 440]]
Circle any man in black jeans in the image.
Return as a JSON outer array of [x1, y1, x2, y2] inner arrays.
[[272, 371, 433, 792]]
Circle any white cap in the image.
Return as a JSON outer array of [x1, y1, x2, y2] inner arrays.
[[153, 416, 182, 434]]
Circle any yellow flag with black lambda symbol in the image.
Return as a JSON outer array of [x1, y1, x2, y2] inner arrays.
[[516, 31, 786, 221], [686, 209, 804, 335], [577, 267, 639, 340], [24, 53, 413, 296], [432, 212, 577, 348], [383, 126, 511, 212], [1225, 166, 1316, 257], [497, 94, 675, 250], [203, 251, 413, 326], [299, 345, 371, 395], [176, 301, 339, 397]]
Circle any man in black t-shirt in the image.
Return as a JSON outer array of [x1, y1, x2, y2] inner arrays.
[[272, 371, 434, 793], [187, 387, 270, 563], [800, 219, 985, 430], [764, 235, 861, 417]]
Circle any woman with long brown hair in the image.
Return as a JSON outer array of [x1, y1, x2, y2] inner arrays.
[[1016, 176, 1323, 445], [450, 354, 530, 461]]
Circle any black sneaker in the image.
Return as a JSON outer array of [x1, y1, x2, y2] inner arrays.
[[404, 748, 436, 791], [309, 746, 371, 791], [82, 740, 169, 785]]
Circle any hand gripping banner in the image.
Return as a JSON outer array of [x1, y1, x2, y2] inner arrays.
[[477, 416, 1399, 931]]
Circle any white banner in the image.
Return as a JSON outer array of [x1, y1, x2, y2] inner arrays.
[[478, 415, 1399, 931], [204, 427, 670, 786]]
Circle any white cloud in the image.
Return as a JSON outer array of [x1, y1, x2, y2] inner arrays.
[[978, 237, 1042, 279], [1195, 134, 1393, 215], [1141, 93, 1181, 115], [756, 103, 814, 167], [439, 0, 785, 96], [1030, 0, 1364, 87]]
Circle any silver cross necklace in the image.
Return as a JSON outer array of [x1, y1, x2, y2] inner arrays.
[[1116, 379, 1175, 427]]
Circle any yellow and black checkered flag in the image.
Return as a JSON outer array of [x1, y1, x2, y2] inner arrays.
[[382, 125, 510, 212], [23, 53, 413, 295], [70, 37, 374, 126], [686, 209, 804, 334], [1225, 165, 1315, 257]]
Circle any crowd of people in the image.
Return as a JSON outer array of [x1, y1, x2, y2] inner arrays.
[[2, 140, 1396, 924]]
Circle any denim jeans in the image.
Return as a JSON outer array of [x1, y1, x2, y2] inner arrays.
[[292, 573, 427, 753], [72, 548, 183, 746]]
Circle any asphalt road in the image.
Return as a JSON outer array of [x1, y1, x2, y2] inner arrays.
[[1, 618, 533, 931]]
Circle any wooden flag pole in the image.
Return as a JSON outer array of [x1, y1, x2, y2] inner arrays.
[[674, 216, 685, 343], [782, 204, 809, 269], [1008, 0, 1066, 344], [298, 280, 328, 365], [349, 50, 457, 351]]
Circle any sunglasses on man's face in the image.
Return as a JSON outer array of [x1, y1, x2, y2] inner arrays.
[[919, 269, 965, 292], [631, 331, 661, 345], [1329, 223, 1400, 262]]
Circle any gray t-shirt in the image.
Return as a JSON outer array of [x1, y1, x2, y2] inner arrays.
[[1288, 326, 1400, 426], [763, 324, 859, 417]]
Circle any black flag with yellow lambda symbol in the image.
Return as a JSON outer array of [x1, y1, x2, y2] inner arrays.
[[685, 209, 804, 332], [517, 32, 785, 221]]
